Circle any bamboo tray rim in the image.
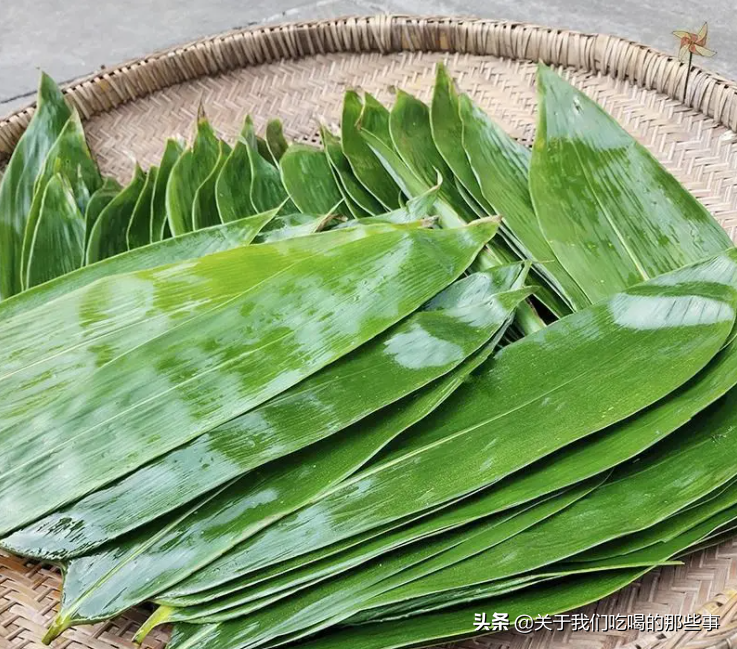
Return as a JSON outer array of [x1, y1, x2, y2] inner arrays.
[[3, 14, 737, 161]]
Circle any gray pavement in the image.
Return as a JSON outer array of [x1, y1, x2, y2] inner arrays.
[[1, 0, 736, 116]]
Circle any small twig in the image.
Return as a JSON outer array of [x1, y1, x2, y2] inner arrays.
[[683, 50, 693, 102]]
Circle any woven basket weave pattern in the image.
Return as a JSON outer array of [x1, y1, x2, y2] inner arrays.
[[1, 15, 737, 649]]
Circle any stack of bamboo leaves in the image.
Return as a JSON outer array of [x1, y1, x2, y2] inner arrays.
[[1, 61, 737, 649]]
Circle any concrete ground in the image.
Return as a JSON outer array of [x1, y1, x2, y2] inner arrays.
[[1, 0, 736, 116]]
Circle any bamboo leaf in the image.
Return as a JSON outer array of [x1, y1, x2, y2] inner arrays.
[[254, 214, 327, 243], [126, 166, 158, 249], [321, 126, 383, 216], [390, 90, 479, 223], [0, 73, 71, 299], [382, 90, 556, 333], [216, 118, 258, 223], [248, 141, 297, 213], [359, 118, 518, 274], [25, 174, 85, 288], [353, 524, 699, 623], [193, 141, 230, 230], [0, 222, 497, 536], [0, 226, 433, 563], [575, 478, 737, 562], [257, 137, 276, 166], [266, 119, 289, 162], [49, 269, 528, 632], [151, 138, 184, 241], [430, 63, 494, 216], [155, 476, 597, 630], [335, 185, 439, 229], [161, 251, 737, 589], [85, 178, 122, 246], [156, 498, 459, 609], [280, 144, 345, 214], [353, 391, 737, 617], [475, 333, 737, 524], [149, 301, 521, 615], [167, 116, 221, 234], [271, 571, 646, 649], [530, 64, 733, 304], [1, 210, 290, 472], [19, 109, 103, 287], [85, 165, 146, 263], [341, 91, 402, 210], [0, 224, 398, 468], [458, 93, 588, 314], [0, 210, 276, 323], [154, 480, 602, 649]]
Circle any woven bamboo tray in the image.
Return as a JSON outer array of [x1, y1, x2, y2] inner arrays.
[[1, 14, 737, 649]]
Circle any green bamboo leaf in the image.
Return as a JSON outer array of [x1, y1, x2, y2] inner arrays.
[[341, 91, 402, 210], [0, 211, 275, 323], [85, 178, 122, 245], [216, 118, 258, 223], [280, 144, 345, 214], [430, 63, 494, 215], [151, 138, 184, 241], [257, 136, 276, 165], [1, 211, 284, 471], [321, 126, 383, 216], [193, 141, 231, 230], [347, 185, 439, 227], [575, 478, 737, 562], [359, 118, 523, 278], [126, 166, 158, 249], [1, 222, 387, 411], [85, 165, 146, 263], [156, 475, 597, 630], [163, 251, 737, 592], [156, 420, 525, 607], [19, 109, 103, 286], [685, 510, 737, 552], [355, 519, 709, 623], [354, 395, 737, 618], [332, 187, 440, 232], [1, 223, 382, 476], [0, 226, 432, 562], [458, 94, 588, 315], [167, 115, 221, 234], [384, 90, 557, 332], [688, 530, 737, 554], [148, 305, 521, 615], [156, 493, 458, 609], [25, 174, 85, 288], [390, 90, 480, 223], [49, 269, 528, 633], [455, 181, 490, 219], [176, 443, 583, 612], [266, 119, 289, 162], [339, 196, 370, 220], [321, 142, 372, 220], [416, 328, 737, 527], [270, 571, 646, 649], [0, 73, 71, 299], [254, 213, 328, 243], [161, 452, 599, 613], [636, 502, 737, 558], [152, 479, 600, 649], [248, 141, 297, 213], [530, 64, 733, 304], [0, 222, 497, 536]]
